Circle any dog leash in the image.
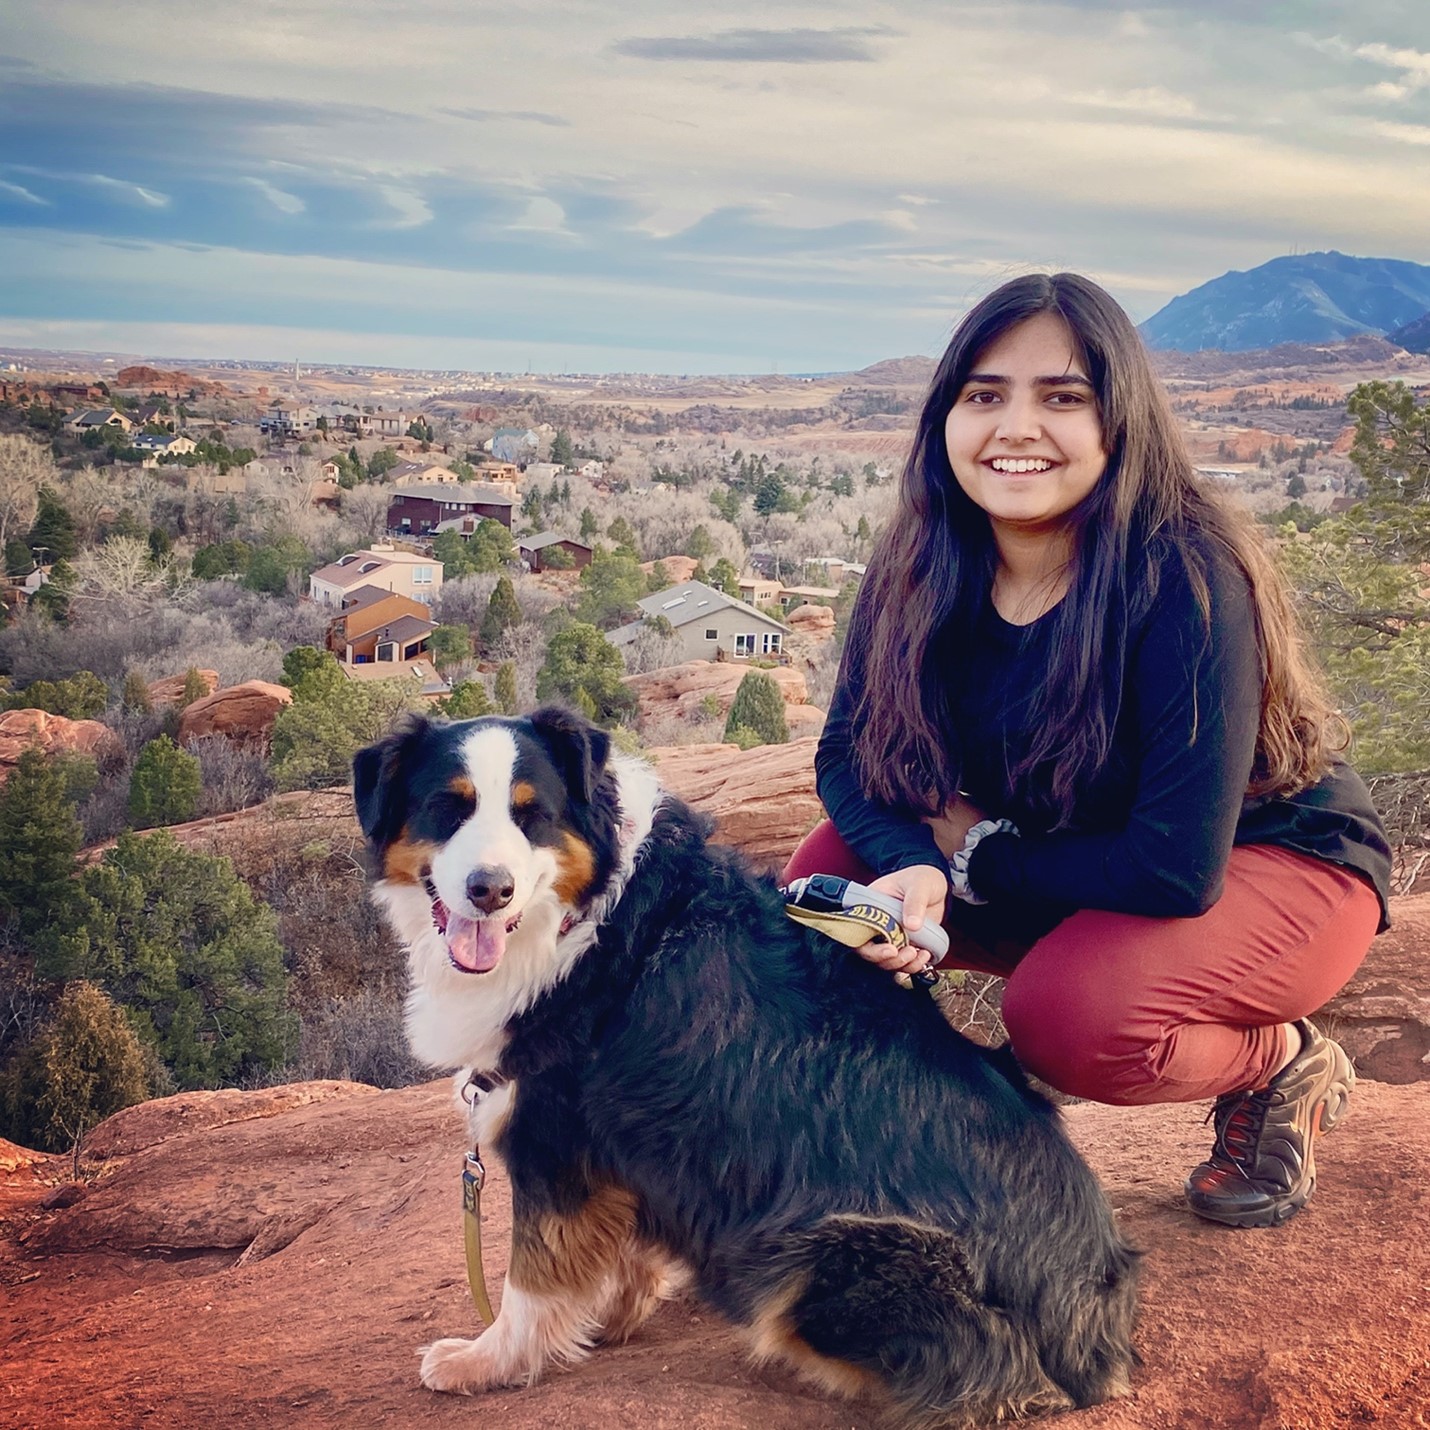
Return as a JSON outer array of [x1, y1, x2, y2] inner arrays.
[[782, 874, 950, 989], [459, 1069, 507, 1327]]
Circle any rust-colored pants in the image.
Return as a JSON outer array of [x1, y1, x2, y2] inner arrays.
[[782, 822, 1380, 1105]]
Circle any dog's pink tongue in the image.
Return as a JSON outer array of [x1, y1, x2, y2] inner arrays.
[[445, 912, 506, 972]]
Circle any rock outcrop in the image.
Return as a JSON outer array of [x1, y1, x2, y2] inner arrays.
[[1323, 892, 1430, 1084], [640, 555, 700, 584], [147, 669, 219, 707], [651, 737, 820, 868], [626, 659, 811, 724], [177, 680, 293, 749], [784, 601, 836, 637], [0, 708, 120, 781], [3, 1077, 1427, 1429]]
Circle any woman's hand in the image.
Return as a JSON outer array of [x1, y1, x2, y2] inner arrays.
[[857, 865, 949, 975], [924, 794, 989, 860]]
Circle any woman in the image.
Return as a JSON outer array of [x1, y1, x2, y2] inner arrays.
[[785, 272, 1391, 1229]]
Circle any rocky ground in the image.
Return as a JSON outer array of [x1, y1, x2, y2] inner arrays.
[[2, 1075, 1426, 1430]]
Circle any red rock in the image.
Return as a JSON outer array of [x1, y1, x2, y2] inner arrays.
[[640, 555, 700, 584], [148, 669, 219, 707], [1323, 892, 1430, 1084], [177, 680, 293, 749], [651, 737, 821, 868], [0, 708, 119, 781], [626, 660, 810, 724], [2, 1077, 1426, 1429], [784, 602, 836, 636]]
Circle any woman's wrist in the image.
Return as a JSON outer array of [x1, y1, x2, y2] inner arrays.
[[948, 818, 1019, 905]]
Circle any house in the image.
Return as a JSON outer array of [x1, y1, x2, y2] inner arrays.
[[320, 459, 342, 480], [323, 585, 435, 664], [737, 576, 782, 608], [308, 544, 443, 608], [776, 583, 840, 610], [259, 402, 318, 436], [340, 656, 450, 701], [523, 461, 564, 486], [517, 532, 593, 573], [609, 580, 789, 663], [489, 427, 539, 464], [388, 459, 461, 486], [804, 556, 866, 586], [386, 484, 515, 538], [68, 408, 135, 433], [132, 433, 198, 464], [341, 408, 411, 438], [134, 403, 176, 430], [473, 460, 521, 493]]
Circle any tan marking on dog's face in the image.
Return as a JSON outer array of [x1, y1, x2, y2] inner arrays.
[[449, 774, 477, 803], [551, 830, 597, 905], [746, 1276, 882, 1399], [509, 1183, 638, 1298], [511, 780, 537, 808], [383, 831, 439, 886]]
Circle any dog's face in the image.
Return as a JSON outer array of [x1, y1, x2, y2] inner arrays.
[[354, 707, 616, 982]]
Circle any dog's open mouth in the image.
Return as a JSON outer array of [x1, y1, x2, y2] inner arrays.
[[429, 889, 522, 975]]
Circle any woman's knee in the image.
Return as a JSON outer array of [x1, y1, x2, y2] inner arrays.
[[1001, 968, 1155, 1105]]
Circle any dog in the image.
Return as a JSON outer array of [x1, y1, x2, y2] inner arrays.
[[354, 706, 1139, 1426]]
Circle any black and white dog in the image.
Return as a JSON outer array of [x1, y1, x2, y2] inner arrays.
[[354, 707, 1138, 1426]]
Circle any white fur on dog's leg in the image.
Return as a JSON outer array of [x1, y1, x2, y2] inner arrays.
[[419, 1281, 601, 1394]]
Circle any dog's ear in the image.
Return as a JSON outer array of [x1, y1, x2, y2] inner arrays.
[[528, 705, 610, 804], [353, 713, 431, 846]]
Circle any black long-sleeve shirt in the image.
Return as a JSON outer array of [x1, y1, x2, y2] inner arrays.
[[816, 548, 1391, 930]]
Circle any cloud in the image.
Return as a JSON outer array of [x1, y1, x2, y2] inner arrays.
[[443, 108, 571, 128], [1370, 120, 1430, 145], [612, 27, 897, 64], [506, 195, 574, 238], [0, 177, 47, 205], [1067, 87, 1210, 121], [245, 178, 306, 215], [374, 185, 433, 229]]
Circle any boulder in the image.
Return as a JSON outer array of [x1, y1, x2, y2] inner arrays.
[[626, 660, 809, 724], [784, 602, 836, 637], [1322, 892, 1430, 1083], [0, 708, 119, 781], [177, 680, 293, 749], [650, 737, 821, 869], [148, 669, 219, 707], [640, 555, 700, 584]]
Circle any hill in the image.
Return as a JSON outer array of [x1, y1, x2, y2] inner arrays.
[[1141, 251, 1430, 353], [1389, 309, 1430, 356]]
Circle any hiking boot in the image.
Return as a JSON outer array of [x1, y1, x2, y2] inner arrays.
[[1184, 1019, 1355, 1229]]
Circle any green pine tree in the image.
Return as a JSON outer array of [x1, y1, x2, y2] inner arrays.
[[494, 661, 519, 715], [128, 736, 202, 829], [536, 623, 637, 728], [480, 576, 522, 649], [0, 746, 83, 938], [723, 672, 789, 748]]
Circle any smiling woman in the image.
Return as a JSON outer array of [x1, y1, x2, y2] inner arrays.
[[785, 271, 1393, 1232]]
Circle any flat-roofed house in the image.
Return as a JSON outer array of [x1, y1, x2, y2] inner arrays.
[[609, 580, 789, 663], [308, 544, 443, 608]]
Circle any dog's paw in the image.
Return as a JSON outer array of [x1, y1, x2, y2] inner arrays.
[[419, 1336, 514, 1394]]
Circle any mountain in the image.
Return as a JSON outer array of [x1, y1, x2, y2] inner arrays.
[[1140, 251, 1430, 353], [1388, 309, 1430, 355]]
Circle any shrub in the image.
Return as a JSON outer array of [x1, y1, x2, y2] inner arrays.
[[536, 623, 638, 728], [44, 831, 295, 1089], [128, 735, 202, 828], [0, 981, 151, 1163], [494, 661, 518, 715], [0, 670, 108, 719], [0, 746, 83, 938], [723, 671, 788, 747], [480, 575, 522, 649], [439, 679, 493, 719]]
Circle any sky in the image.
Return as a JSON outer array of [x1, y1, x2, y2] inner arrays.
[[1, 1, 1428, 375]]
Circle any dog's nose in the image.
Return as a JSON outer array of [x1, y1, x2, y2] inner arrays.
[[466, 866, 515, 915]]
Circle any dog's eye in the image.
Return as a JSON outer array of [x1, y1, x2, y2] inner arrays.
[[511, 799, 546, 832]]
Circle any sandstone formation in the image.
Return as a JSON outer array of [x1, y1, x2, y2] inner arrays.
[[147, 669, 219, 707], [783, 601, 836, 637], [650, 737, 820, 868], [178, 680, 293, 749], [3, 1077, 1426, 1429], [1323, 891, 1430, 1085], [0, 708, 120, 781], [626, 659, 810, 724], [640, 554, 700, 584]]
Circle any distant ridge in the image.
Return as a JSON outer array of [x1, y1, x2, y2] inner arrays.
[[1389, 310, 1430, 356], [853, 355, 936, 386], [1141, 251, 1430, 353]]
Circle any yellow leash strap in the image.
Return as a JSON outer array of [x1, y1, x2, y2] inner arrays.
[[784, 899, 909, 951], [462, 1150, 496, 1326]]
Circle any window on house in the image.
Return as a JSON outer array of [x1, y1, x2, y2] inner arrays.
[[377, 642, 395, 661], [413, 566, 433, 585], [705, 629, 718, 640], [733, 633, 755, 657], [763, 633, 783, 655]]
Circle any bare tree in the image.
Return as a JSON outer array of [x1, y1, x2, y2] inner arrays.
[[0, 433, 54, 551], [339, 484, 390, 541]]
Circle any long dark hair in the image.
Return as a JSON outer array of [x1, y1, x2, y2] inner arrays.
[[850, 271, 1340, 826]]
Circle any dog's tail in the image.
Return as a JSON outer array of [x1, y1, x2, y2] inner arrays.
[[749, 1213, 1135, 1428]]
